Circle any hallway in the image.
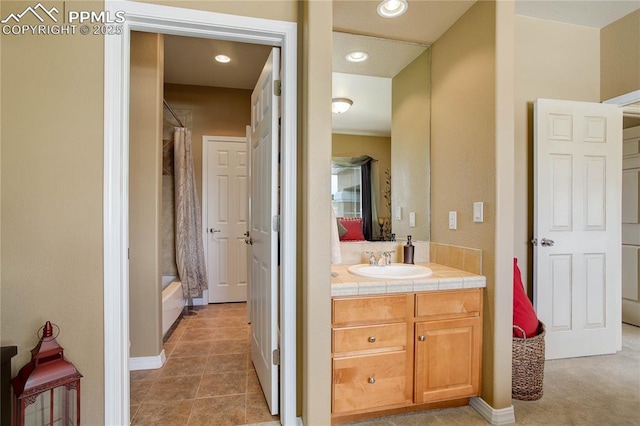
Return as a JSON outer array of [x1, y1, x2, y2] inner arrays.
[[130, 303, 277, 425]]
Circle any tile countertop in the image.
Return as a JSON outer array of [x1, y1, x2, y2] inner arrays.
[[331, 262, 486, 297]]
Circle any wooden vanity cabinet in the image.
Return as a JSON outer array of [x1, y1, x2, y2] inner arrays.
[[414, 289, 483, 403], [332, 289, 483, 420]]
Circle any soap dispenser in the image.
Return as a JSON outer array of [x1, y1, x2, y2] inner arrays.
[[403, 235, 415, 264]]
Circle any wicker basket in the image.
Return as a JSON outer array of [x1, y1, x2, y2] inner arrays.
[[512, 322, 545, 401]]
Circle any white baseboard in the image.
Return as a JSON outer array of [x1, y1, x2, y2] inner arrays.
[[129, 349, 167, 371], [470, 397, 516, 426]]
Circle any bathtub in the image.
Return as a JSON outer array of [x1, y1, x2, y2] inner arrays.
[[162, 276, 184, 337]]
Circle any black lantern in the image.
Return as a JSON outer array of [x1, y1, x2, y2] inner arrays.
[[11, 321, 82, 425]]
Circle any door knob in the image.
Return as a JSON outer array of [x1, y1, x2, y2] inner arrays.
[[244, 232, 253, 245], [209, 228, 221, 233], [541, 238, 555, 247]]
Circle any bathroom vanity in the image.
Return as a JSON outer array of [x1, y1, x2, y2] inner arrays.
[[330, 263, 485, 423]]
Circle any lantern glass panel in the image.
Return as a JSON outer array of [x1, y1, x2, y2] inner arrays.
[[22, 386, 78, 426]]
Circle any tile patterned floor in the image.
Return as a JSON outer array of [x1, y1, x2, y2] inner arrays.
[[130, 303, 278, 426]]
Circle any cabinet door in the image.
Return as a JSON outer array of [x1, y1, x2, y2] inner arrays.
[[414, 317, 481, 404]]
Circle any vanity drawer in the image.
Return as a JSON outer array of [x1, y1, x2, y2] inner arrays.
[[333, 294, 410, 326], [333, 351, 411, 414], [415, 289, 482, 321], [333, 323, 407, 354]]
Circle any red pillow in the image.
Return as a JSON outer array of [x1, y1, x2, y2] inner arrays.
[[338, 217, 365, 241], [513, 258, 540, 338]]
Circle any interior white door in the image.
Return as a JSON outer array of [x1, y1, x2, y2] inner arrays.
[[249, 47, 279, 415], [204, 137, 248, 303], [534, 98, 622, 360]]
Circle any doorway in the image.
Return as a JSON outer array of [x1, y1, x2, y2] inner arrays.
[[605, 91, 640, 329], [104, 2, 297, 424]]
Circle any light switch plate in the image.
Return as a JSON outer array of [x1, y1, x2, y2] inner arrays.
[[473, 202, 484, 223], [449, 211, 457, 230], [409, 212, 416, 227]]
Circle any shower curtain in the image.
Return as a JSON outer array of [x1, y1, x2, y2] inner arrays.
[[174, 127, 208, 299]]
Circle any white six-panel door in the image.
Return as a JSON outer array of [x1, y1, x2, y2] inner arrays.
[[203, 137, 248, 303], [534, 98, 622, 359], [250, 48, 280, 415]]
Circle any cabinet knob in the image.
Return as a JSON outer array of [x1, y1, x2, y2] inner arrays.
[[368, 336, 376, 343], [368, 376, 376, 384], [418, 335, 426, 342]]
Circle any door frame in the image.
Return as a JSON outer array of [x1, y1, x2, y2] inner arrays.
[[202, 135, 248, 304], [103, 1, 297, 424], [604, 90, 640, 349]]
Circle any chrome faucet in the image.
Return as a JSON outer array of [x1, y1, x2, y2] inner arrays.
[[364, 251, 377, 265], [363, 251, 395, 266]]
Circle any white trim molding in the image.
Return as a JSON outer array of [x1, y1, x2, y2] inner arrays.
[[470, 397, 516, 426], [603, 89, 640, 106], [104, 1, 297, 425], [129, 349, 167, 371], [603, 90, 640, 118]]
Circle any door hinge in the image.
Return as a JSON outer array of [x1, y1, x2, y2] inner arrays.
[[128, 248, 130, 260], [272, 215, 280, 232], [272, 348, 280, 365], [274, 80, 282, 96]]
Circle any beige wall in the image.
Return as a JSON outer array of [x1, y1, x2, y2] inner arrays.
[[164, 84, 251, 208], [392, 49, 431, 241], [0, 1, 106, 422], [601, 9, 640, 101], [332, 133, 391, 218], [0, 0, 299, 421], [431, 0, 501, 407], [514, 16, 600, 295], [301, 0, 332, 424], [129, 31, 164, 358]]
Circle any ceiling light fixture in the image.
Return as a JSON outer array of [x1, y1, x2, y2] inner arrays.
[[215, 54, 231, 63], [332, 98, 353, 114], [377, 0, 408, 18], [346, 51, 369, 63]]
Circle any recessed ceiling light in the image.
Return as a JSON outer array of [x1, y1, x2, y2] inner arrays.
[[215, 54, 231, 63], [332, 98, 353, 114], [377, 0, 408, 18], [346, 51, 369, 63]]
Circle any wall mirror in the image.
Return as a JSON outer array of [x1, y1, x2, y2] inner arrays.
[[331, 31, 431, 242]]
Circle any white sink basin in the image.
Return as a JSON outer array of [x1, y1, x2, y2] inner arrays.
[[348, 263, 433, 280]]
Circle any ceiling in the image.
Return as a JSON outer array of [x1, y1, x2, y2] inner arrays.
[[164, 35, 272, 90], [164, 0, 640, 135]]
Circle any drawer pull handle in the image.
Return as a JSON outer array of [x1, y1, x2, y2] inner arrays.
[[368, 376, 376, 384], [368, 336, 376, 343], [418, 335, 426, 342]]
